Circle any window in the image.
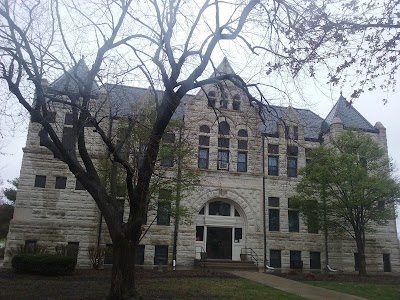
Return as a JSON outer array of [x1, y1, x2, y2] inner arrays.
[[288, 211, 299, 232], [217, 150, 229, 170], [268, 156, 279, 176], [307, 213, 319, 234], [269, 209, 280, 231], [207, 91, 216, 107], [233, 95, 241, 111], [67, 242, 79, 261], [199, 207, 205, 215], [237, 152, 247, 172], [157, 189, 171, 226], [287, 146, 298, 156], [24, 240, 37, 253], [196, 226, 204, 241], [354, 253, 359, 271], [268, 144, 279, 154], [234, 209, 240, 217], [104, 244, 113, 264], [238, 129, 247, 137], [285, 125, 290, 139], [75, 179, 85, 190], [383, 254, 391, 272], [34, 175, 46, 188], [200, 125, 210, 133], [234, 228, 242, 241], [199, 136, 210, 146], [290, 250, 302, 269], [136, 245, 145, 265], [218, 121, 230, 135], [62, 127, 75, 152], [287, 157, 298, 177], [293, 126, 298, 140], [157, 202, 171, 225], [163, 133, 175, 144], [198, 148, 209, 169], [218, 137, 229, 148], [310, 252, 321, 269], [209, 201, 231, 216], [270, 250, 281, 268], [64, 113, 73, 125], [154, 245, 168, 265], [161, 133, 175, 167], [220, 99, 228, 109], [268, 197, 279, 207], [55, 176, 67, 189], [160, 157, 174, 167]]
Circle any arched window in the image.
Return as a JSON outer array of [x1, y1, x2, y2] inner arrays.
[[218, 121, 230, 135], [233, 94, 241, 111], [200, 125, 210, 133], [238, 129, 248, 137]]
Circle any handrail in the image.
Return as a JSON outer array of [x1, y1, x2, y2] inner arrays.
[[195, 245, 206, 256], [241, 247, 259, 267]]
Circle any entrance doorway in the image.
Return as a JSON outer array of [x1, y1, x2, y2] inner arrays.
[[206, 227, 232, 259]]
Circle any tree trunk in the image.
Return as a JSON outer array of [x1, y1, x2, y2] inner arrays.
[[108, 237, 137, 299], [355, 231, 367, 276]]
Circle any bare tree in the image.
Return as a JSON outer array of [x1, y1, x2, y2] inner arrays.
[[0, 0, 399, 298]]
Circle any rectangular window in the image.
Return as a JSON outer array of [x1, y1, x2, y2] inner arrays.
[[310, 252, 321, 269], [233, 101, 240, 111], [67, 242, 79, 261], [55, 176, 67, 189], [268, 197, 279, 207], [290, 250, 302, 269], [268, 156, 279, 176], [237, 152, 247, 172], [154, 245, 168, 265], [217, 150, 229, 170], [136, 245, 145, 265], [208, 98, 216, 108], [209, 201, 231, 216], [285, 126, 290, 139], [238, 140, 248, 150], [218, 137, 229, 148], [268, 144, 279, 154], [196, 226, 204, 241], [307, 214, 319, 234], [234, 228, 243, 241], [34, 175, 46, 188], [62, 127, 75, 152], [383, 254, 391, 272], [199, 136, 210, 146], [104, 244, 113, 265], [270, 250, 281, 268], [75, 179, 85, 190], [354, 253, 359, 271], [220, 100, 228, 109], [157, 202, 171, 226], [293, 126, 298, 140], [287, 146, 298, 156], [163, 133, 175, 144], [287, 157, 297, 177], [24, 240, 37, 253], [198, 148, 209, 169], [288, 210, 299, 232], [269, 209, 280, 231], [160, 157, 174, 167], [64, 113, 73, 125]]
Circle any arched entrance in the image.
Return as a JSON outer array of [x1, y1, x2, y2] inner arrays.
[[195, 199, 245, 260]]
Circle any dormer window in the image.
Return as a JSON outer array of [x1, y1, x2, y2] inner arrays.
[[207, 91, 216, 108], [220, 99, 228, 109]]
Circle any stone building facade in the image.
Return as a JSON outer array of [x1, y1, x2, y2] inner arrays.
[[4, 58, 400, 273]]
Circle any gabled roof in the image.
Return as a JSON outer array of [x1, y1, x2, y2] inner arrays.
[[260, 105, 324, 140], [321, 94, 378, 133], [212, 57, 236, 76], [49, 59, 99, 95], [104, 83, 194, 119]]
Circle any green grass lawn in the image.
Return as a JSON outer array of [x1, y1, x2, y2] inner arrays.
[[139, 277, 305, 299], [305, 281, 400, 300]]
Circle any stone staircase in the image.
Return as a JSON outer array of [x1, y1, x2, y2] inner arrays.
[[194, 259, 259, 271]]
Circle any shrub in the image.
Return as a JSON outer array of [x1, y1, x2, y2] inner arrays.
[[87, 245, 105, 269], [12, 254, 76, 275]]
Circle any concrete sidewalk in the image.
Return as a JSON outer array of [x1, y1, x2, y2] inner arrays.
[[229, 271, 366, 300]]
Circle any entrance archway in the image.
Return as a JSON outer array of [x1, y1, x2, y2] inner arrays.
[[195, 199, 245, 260]]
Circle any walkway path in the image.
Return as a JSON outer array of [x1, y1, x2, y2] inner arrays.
[[229, 271, 366, 300]]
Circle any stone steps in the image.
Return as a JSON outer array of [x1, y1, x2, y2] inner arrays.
[[194, 259, 259, 271]]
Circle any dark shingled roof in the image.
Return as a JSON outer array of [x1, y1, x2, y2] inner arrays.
[[322, 94, 378, 133], [260, 105, 324, 140], [104, 83, 193, 119], [49, 59, 99, 95]]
